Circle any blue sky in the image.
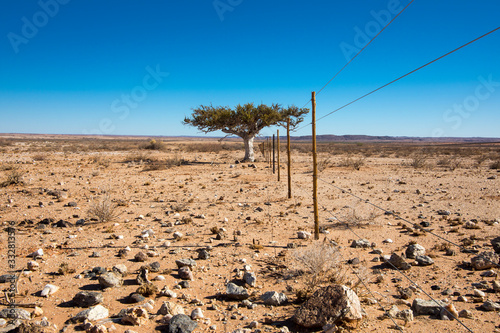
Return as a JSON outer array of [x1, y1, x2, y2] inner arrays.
[[1, 0, 499, 138]]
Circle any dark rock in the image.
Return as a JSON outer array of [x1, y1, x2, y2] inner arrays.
[[348, 258, 360, 265], [471, 251, 500, 270], [178, 281, 190, 289], [178, 266, 193, 280], [412, 298, 447, 316], [388, 253, 411, 270], [226, 282, 249, 300], [92, 267, 107, 275], [66, 202, 78, 207], [437, 210, 451, 216], [73, 291, 104, 307], [134, 252, 148, 262], [0, 274, 15, 283], [53, 219, 73, 227], [128, 293, 146, 303], [197, 249, 210, 260], [149, 261, 161, 272], [491, 237, 500, 254], [168, 314, 197, 333], [293, 285, 363, 328]]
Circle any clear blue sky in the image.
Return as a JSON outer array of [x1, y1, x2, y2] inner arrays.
[[1, 0, 499, 138]]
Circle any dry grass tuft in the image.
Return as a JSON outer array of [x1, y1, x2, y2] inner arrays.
[[87, 194, 121, 223], [1, 168, 24, 187]]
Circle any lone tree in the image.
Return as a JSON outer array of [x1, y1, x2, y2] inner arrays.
[[183, 103, 309, 162]]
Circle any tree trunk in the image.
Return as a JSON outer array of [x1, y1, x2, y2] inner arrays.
[[242, 135, 255, 162]]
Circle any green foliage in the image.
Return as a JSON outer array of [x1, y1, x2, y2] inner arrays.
[[183, 103, 309, 137]]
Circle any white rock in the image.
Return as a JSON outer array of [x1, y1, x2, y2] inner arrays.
[[27, 261, 40, 271], [31, 249, 44, 258], [153, 275, 165, 281], [40, 284, 59, 297], [383, 239, 393, 243], [191, 308, 204, 320]]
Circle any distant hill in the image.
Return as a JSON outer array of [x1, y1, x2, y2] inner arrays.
[[285, 135, 500, 143]]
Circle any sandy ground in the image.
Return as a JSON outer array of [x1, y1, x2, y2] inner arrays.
[[0, 139, 499, 333]]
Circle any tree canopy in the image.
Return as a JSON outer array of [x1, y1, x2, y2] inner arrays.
[[183, 103, 309, 161]]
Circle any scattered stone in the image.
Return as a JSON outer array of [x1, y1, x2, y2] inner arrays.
[[226, 282, 250, 300], [440, 303, 459, 320], [126, 292, 144, 303], [197, 249, 210, 260], [351, 239, 370, 248], [480, 270, 497, 277], [40, 284, 59, 297], [158, 301, 185, 316], [491, 237, 500, 254], [90, 251, 101, 258], [293, 285, 363, 328], [458, 309, 473, 318], [406, 244, 426, 259], [31, 306, 43, 318], [415, 255, 434, 266], [261, 291, 288, 306], [412, 298, 447, 316], [27, 260, 39, 271], [471, 252, 500, 270], [297, 231, 312, 239], [168, 314, 197, 333], [0, 275, 15, 283], [178, 266, 193, 280], [382, 238, 393, 243], [492, 280, 500, 292], [134, 252, 148, 262], [191, 308, 204, 320], [175, 259, 196, 268], [457, 296, 468, 302], [30, 249, 44, 258], [173, 232, 183, 240], [72, 305, 109, 322], [121, 307, 149, 326], [73, 291, 103, 307], [0, 308, 31, 319], [474, 289, 485, 298], [480, 300, 500, 311], [243, 271, 257, 287], [388, 253, 411, 270], [112, 264, 128, 277], [437, 210, 451, 216], [98, 272, 123, 288], [149, 261, 161, 272]]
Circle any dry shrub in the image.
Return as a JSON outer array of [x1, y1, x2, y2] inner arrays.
[[1, 168, 24, 187], [142, 139, 166, 150], [403, 154, 428, 169], [338, 156, 365, 170], [123, 152, 153, 164], [437, 156, 461, 170], [87, 194, 121, 223], [292, 242, 347, 294], [317, 157, 334, 172], [142, 155, 186, 171]]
